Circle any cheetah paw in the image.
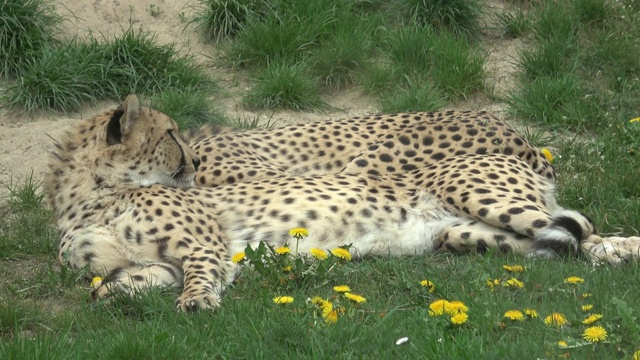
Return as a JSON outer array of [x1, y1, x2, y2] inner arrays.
[[90, 278, 112, 303], [584, 236, 640, 265], [175, 293, 220, 313]]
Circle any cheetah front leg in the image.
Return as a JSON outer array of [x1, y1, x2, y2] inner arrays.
[[174, 245, 234, 312], [91, 262, 183, 302]]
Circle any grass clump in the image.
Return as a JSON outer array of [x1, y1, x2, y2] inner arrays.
[[496, 8, 531, 38], [151, 88, 229, 130], [0, 0, 63, 78], [517, 38, 578, 81], [243, 61, 325, 110], [188, 0, 271, 42], [2, 28, 210, 113], [397, 0, 484, 38], [308, 14, 380, 90], [0, 175, 56, 258], [429, 31, 485, 99], [379, 80, 444, 113]]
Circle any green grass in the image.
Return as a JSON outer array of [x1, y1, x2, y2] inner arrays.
[[0, 0, 63, 78]]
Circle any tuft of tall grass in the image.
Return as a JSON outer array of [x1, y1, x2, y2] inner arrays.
[[429, 32, 485, 99], [0, 0, 63, 78], [0, 175, 57, 257], [397, 0, 484, 38], [187, 0, 271, 42], [517, 38, 578, 81], [2, 28, 210, 113], [386, 25, 437, 73], [496, 8, 532, 38], [571, 0, 612, 26], [507, 75, 601, 129], [243, 61, 325, 111], [533, 2, 579, 44], [152, 88, 229, 130], [379, 80, 444, 113], [308, 14, 380, 90]]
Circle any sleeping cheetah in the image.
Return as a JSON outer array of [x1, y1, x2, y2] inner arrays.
[[45, 95, 640, 312], [185, 111, 555, 187]]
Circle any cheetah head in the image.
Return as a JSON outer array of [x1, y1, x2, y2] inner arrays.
[[100, 94, 200, 189]]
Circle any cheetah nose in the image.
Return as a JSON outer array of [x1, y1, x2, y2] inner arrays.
[[192, 157, 201, 171]]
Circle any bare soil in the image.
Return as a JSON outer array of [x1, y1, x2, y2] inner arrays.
[[0, 0, 522, 198]]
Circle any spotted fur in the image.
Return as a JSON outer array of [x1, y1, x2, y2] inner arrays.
[[187, 111, 556, 187], [45, 95, 640, 312]]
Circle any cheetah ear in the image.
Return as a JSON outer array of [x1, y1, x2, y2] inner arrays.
[[107, 94, 141, 146]]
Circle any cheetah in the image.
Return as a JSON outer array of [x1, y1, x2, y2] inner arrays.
[[186, 111, 556, 187], [45, 95, 640, 312]]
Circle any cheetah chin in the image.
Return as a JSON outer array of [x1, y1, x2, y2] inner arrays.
[[45, 95, 640, 312]]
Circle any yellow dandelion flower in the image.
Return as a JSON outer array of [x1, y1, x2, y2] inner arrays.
[[273, 296, 294, 304], [582, 293, 592, 299], [321, 302, 338, 324], [310, 248, 328, 260], [445, 300, 469, 315], [420, 279, 436, 293], [630, 117, 640, 123], [333, 285, 351, 293], [504, 310, 524, 321], [451, 312, 468, 325], [231, 252, 246, 264], [331, 248, 352, 261], [282, 265, 292, 272], [564, 276, 585, 284], [542, 148, 554, 163], [557, 340, 568, 348], [544, 312, 568, 328], [524, 308, 539, 318], [429, 299, 450, 316], [275, 247, 291, 255], [311, 296, 326, 306], [581, 304, 593, 312], [582, 313, 603, 325], [503, 278, 524, 288], [486, 278, 501, 291], [582, 325, 607, 342], [90, 276, 103, 288], [633, 350, 640, 360], [503, 265, 525, 273], [289, 227, 309, 239], [344, 292, 366, 303]]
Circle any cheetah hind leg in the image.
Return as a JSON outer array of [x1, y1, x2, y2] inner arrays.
[[91, 262, 183, 304], [437, 219, 537, 255]]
